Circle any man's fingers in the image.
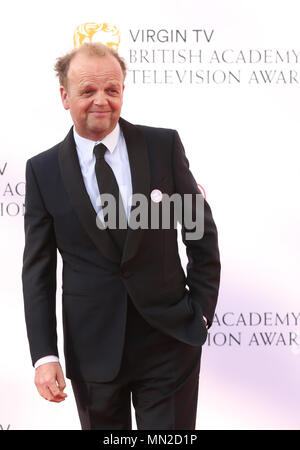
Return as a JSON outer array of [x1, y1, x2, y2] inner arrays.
[[37, 384, 66, 402], [56, 369, 67, 392], [48, 381, 66, 399], [36, 385, 54, 402], [37, 380, 67, 401]]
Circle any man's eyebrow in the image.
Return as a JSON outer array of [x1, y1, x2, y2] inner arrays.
[[104, 81, 122, 87], [78, 81, 95, 89], [78, 80, 122, 89]]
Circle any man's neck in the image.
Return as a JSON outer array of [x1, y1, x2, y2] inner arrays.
[[74, 124, 119, 143], [73, 123, 120, 154]]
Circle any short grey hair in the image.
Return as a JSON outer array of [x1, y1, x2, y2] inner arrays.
[[54, 42, 127, 88]]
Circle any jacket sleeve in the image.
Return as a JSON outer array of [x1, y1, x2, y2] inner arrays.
[[172, 130, 221, 328], [22, 159, 58, 365]]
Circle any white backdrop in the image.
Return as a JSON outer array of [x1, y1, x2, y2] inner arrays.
[[1, 0, 300, 430]]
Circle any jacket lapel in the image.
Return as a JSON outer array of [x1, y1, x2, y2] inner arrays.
[[58, 118, 151, 267]]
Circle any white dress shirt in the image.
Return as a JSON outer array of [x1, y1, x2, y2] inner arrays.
[[34, 123, 133, 369]]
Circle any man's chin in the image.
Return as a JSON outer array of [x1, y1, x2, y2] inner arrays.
[[86, 122, 114, 140]]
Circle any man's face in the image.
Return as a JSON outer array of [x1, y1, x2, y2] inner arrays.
[[60, 52, 124, 141]]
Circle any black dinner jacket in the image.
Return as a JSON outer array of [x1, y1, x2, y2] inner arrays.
[[22, 117, 221, 382]]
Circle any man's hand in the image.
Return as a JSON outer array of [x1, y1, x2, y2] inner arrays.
[[34, 362, 67, 402]]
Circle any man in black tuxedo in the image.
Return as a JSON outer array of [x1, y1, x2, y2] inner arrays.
[[22, 42, 220, 430]]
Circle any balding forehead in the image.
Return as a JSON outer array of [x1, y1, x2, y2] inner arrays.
[[68, 52, 123, 78]]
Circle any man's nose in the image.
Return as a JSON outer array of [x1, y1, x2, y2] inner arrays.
[[94, 90, 108, 106]]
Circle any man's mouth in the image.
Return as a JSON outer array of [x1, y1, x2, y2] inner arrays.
[[89, 110, 111, 116]]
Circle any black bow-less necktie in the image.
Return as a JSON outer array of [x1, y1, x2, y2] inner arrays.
[[93, 142, 128, 253]]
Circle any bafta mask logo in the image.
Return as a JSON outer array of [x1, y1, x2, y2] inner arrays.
[[73, 23, 121, 51]]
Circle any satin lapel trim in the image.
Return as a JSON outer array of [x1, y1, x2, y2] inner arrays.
[[58, 127, 120, 264], [119, 117, 151, 266]]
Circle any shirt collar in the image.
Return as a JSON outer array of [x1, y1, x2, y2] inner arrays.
[[73, 123, 120, 163]]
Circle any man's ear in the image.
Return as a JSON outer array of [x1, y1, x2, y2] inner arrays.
[[60, 85, 70, 110]]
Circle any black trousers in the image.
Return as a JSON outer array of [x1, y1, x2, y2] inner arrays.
[[71, 295, 202, 430]]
